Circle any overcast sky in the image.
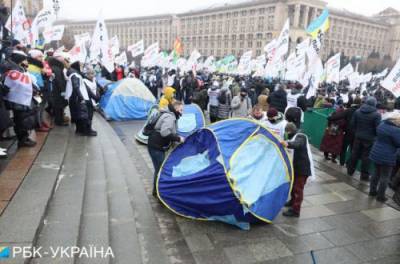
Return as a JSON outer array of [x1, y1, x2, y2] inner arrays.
[[56, 0, 400, 20]]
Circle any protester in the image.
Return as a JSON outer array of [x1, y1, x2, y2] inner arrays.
[[347, 97, 381, 181], [257, 92, 269, 112], [159, 87, 176, 109], [281, 122, 313, 217], [369, 113, 400, 202], [265, 108, 287, 140], [208, 81, 220, 123], [249, 105, 266, 122], [268, 84, 287, 113], [217, 83, 232, 121], [231, 88, 252, 118], [147, 101, 184, 196], [182, 70, 197, 104], [83, 67, 101, 131]]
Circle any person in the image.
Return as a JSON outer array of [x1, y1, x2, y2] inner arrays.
[[265, 108, 287, 140], [257, 91, 269, 112], [147, 101, 184, 196], [182, 71, 198, 104], [347, 97, 381, 181], [217, 83, 232, 121], [368, 113, 400, 202], [159, 87, 176, 109], [112, 64, 124, 81], [268, 84, 287, 113], [281, 123, 313, 217], [47, 52, 69, 126], [249, 105, 266, 122], [83, 67, 101, 131], [66, 61, 97, 136], [320, 103, 346, 163], [2, 50, 37, 147], [208, 81, 220, 123], [231, 88, 252, 118]]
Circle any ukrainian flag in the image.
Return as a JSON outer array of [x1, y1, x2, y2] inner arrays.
[[306, 9, 330, 39]]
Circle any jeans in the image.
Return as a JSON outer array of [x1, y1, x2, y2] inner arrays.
[[147, 146, 165, 194], [289, 175, 308, 214], [347, 138, 373, 179], [370, 164, 392, 200]]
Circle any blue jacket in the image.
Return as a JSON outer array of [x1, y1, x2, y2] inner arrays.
[[369, 120, 400, 166], [351, 104, 381, 142]]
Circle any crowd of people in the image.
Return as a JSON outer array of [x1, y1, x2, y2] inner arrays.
[[1, 39, 400, 217]]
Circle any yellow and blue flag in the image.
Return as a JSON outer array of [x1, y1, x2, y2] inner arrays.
[[306, 9, 330, 39]]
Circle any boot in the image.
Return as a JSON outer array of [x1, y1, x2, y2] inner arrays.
[[282, 208, 299, 218]]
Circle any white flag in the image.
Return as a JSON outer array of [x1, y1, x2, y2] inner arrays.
[[264, 39, 277, 59], [186, 50, 202, 71], [325, 53, 341, 84], [381, 59, 400, 97], [74, 32, 91, 45], [275, 19, 290, 59], [5, 0, 30, 43], [69, 42, 87, 64], [339, 63, 354, 81], [89, 17, 114, 72], [128, 40, 144, 57], [31, 8, 56, 44], [142, 42, 160, 67], [115, 51, 128, 66], [296, 38, 310, 57], [109, 36, 120, 57], [238, 50, 252, 75], [306, 46, 324, 99], [43, 25, 64, 43]]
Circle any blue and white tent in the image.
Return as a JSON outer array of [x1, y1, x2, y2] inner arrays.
[[100, 78, 156, 121], [157, 119, 293, 230]]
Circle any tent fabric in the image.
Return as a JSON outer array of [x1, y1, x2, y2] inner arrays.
[[157, 119, 293, 230], [99, 78, 156, 121]]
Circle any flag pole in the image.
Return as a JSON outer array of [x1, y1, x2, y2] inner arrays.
[[10, 0, 13, 41]]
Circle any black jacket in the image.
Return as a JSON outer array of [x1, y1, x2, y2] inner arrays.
[[47, 57, 67, 107], [328, 105, 359, 138], [268, 89, 287, 113], [351, 104, 381, 142], [288, 133, 311, 176]]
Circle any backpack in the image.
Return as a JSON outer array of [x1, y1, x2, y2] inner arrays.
[[218, 90, 227, 104], [143, 111, 164, 136]]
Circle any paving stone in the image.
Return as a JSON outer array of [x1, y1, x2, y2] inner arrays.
[[262, 253, 313, 264], [223, 245, 257, 264], [366, 218, 400, 238], [249, 238, 293, 261], [347, 235, 400, 262], [325, 197, 384, 214], [321, 226, 374, 246], [184, 234, 214, 253], [312, 247, 362, 264], [275, 218, 334, 236], [322, 182, 355, 192], [276, 232, 334, 254], [305, 192, 351, 206], [364, 255, 400, 264], [298, 205, 336, 219], [321, 212, 374, 229], [361, 207, 400, 222], [192, 249, 230, 264]]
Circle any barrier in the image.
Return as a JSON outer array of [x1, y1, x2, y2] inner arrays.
[[302, 108, 334, 148]]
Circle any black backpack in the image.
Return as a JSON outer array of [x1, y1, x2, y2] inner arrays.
[[218, 90, 227, 104], [143, 111, 164, 136]]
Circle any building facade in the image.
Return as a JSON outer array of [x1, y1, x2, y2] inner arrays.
[[62, 0, 400, 61], [1, 0, 43, 18]]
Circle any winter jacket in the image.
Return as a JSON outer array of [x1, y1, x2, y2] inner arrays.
[[369, 120, 400, 166], [47, 57, 67, 108], [231, 95, 252, 118], [257, 95, 269, 112], [288, 133, 312, 176], [351, 104, 381, 142], [67, 69, 89, 122], [265, 118, 287, 140], [148, 106, 181, 151], [328, 105, 359, 139], [268, 89, 287, 113], [218, 88, 232, 119], [207, 86, 220, 107]]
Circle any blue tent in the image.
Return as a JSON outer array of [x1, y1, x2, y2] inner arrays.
[[135, 103, 205, 144], [157, 119, 293, 230], [100, 78, 156, 121]]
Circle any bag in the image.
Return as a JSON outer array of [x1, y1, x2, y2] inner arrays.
[[328, 124, 340, 136], [218, 90, 227, 104], [143, 111, 164, 136]]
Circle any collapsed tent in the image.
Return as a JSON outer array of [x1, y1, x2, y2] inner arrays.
[[135, 103, 205, 144], [99, 78, 156, 121], [157, 119, 293, 230]]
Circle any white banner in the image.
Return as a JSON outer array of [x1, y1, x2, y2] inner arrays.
[[43, 25, 64, 43], [381, 59, 400, 97], [325, 53, 341, 84], [5, 0, 30, 43], [114, 51, 128, 66], [4, 70, 33, 107], [89, 17, 114, 72], [74, 32, 91, 45], [69, 42, 87, 64], [109, 36, 120, 57], [339, 63, 354, 81], [128, 40, 145, 57], [31, 8, 56, 44]]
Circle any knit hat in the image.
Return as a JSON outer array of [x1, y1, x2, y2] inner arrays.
[[267, 108, 278, 119], [366, 97, 377, 107], [10, 50, 27, 64], [28, 49, 44, 59]]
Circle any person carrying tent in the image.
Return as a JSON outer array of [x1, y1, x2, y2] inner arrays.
[[159, 87, 176, 109], [148, 101, 185, 197], [281, 122, 314, 218]]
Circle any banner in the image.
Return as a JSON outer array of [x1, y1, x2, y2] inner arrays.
[[115, 51, 128, 66], [43, 25, 64, 43], [307, 8, 330, 53], [89, 17, 114, 72], [381, 58, 400, 97], [237, 50, 252, 75], [4, 70, 33, 107], [286, 53, 306, 81], [69, 42, 87, 64], [5, 0, 30, 43], [142, 42, 160, 67], [325, 53, 341, 84], [74, 32, 91, 45], [339, 63, 354, 81], [128, 40, 145, 57], [109, 36, 120, 57], [31, 8, 57, 44]]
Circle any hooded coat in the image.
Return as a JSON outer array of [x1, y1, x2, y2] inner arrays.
[[47, 57, 67, 108], [268, 88, 287, 113], [369, 119, 400, 166], [257, 95, 269, 112], [351, 104, 381, 142]]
